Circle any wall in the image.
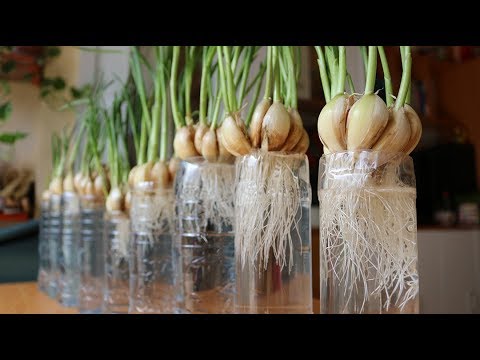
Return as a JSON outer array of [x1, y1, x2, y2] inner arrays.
[[418, 229, 480, 313], [433, 58, 480, 185], [2, 47, 79, 213]]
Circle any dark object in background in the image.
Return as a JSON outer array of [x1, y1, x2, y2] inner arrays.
[[0, 219, 38, 243], [305, 124, 324, 206], [412, 143, 478, 225], [0, 219, 39, 284]]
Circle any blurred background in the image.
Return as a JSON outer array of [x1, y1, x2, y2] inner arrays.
[[1, 46, 479, 313]]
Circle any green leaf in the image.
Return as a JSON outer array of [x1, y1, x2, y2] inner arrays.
[[70, 85, 92, 99], [46, 47, 61, 58], [0, 131, 27, 144], [40, 89, 50, 98], [1, 60, 16, 74], [52, 77, 66, 90], [58, 98, 90, 111], [0, 102, 12, 121], [0, 80, 10, 96]]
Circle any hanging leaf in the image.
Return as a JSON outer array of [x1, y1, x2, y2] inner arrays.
[[0, 131, 27, 144], [0, 102, 12, 121], [70, 84, 92, 99], [46, 47, 61, 58], [40, 88, 50, 98], [58, 98, 90, 111], [70, 87, 83, 99], [0, 80, 10, 96], [52, 77, 66, 90], [1, 60, 16, 74]]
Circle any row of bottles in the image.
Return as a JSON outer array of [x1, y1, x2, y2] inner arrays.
[[37, 153, 313, 313]]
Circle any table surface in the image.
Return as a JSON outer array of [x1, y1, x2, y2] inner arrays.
[[0, 282, 320, 314]]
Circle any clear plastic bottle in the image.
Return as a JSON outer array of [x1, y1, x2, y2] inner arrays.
[[234, 152, 313, 314], [78, 194, 105, 313], [174, 157, 236, 314], [129, 182, 175, 313], [47, 193, 62, 299], [103, 210, 130, 314], [318, 151, 419, 314], [37, 198, 50, 294], [57, 191, 80, 307]]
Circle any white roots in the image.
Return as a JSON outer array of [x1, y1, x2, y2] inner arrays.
[[319, 151, 418, 313], [176, 158, 235, 234], [130, 183, 174, 239], [235, 151, 309, 272], [200, 164, 235, 231], [106, 211, 130, 260]]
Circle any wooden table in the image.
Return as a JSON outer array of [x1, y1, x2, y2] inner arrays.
[[0, 282, 77, 314], [0, 282, 320, 314]]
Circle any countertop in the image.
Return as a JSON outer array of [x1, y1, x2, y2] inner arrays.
[[0, 282, 320, 314]]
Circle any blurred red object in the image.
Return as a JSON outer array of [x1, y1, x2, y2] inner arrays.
[[451, 46, 475, 63], [0, 212, 29, 222], [0, 46, 45, 86]]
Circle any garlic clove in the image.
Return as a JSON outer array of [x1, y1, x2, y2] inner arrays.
[[73, 172, 83, 193], [346, 93, 389, 150], [106, 187, 124, 212], [49, 177, 63, 195], [63, 172, 75, 193], [128, 165, 138, 188], [403, 104, 423, 155], [174, 126, 200, 160], [372, 106, 412, 154], [94, 174, 109, 199], [84, 178, 95, 196], [216, 129, 235, 163], [291, 129, 310, 154], [261, 101, 291, 151], [317, 94, 353, 152], [133, 161, 154, 185], [201, 128, 219, 162], [194, 123, 209, 154], [218, 115, 251, 156], [281, 108, 305, 151], [150, 161, 170, 189], [249, 98, 271, 148]]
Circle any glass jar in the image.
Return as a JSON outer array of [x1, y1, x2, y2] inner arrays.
[[38, 198, 50, 294], [103, 210, 130, 314], [318, 151, 419, 314], [174, 157, 236, 314], [78, 194, 105, 313], [47, 193, 62, 299], [129, 182, 175, 314], [234, 151, 313, 314], [57, 191, 80, 307]]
